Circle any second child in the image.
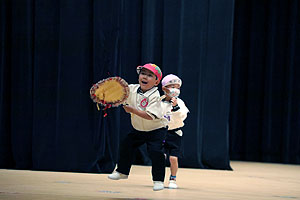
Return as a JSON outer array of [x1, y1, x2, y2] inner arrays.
[[161, 74, 189, 189]]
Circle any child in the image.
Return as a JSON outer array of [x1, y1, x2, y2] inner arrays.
[[108, 63, 168, 191], [161, 74, 189, 189]]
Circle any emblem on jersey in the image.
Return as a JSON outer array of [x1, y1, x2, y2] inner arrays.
[[164, 115, 171, 121], [140, 98, 148, 108]]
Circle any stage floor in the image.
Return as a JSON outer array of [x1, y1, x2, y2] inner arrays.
[[0, 161, 299, 200]]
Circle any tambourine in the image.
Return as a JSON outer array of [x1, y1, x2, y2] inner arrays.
[[90, 77, 129, 109]]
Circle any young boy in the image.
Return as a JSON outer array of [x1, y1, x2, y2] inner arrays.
[[161, 74, 189, 189], [108, 63, 168, 191]]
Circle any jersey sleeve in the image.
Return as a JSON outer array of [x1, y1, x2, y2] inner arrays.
[[123, 84, 136, 106], [173, 99, 189, 121], [145, 92, 165, 119]]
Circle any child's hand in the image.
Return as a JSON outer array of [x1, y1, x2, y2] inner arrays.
[[171, 97, 178, 106], [123, 105, 134, 113], [162, 86, 170, 94]]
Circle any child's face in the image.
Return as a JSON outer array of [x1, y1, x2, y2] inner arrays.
[[138, 68, 159, 92], [163, 84, 181, 99]]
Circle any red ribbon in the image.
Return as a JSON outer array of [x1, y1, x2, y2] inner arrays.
[[102, 101, 112, 117]]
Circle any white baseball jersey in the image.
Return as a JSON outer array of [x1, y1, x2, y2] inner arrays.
[[125, 84, 168, 131], [161, 97, 189, 136]]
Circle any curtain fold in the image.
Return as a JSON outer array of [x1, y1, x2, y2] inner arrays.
[[0, 0, 14, 168], [230, 0, 300, 164]]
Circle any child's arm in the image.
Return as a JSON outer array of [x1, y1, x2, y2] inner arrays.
[[123, 105, 153, 120], [171, 99, 189, 120]]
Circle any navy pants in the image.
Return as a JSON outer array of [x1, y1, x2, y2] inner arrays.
[[116, 127, 167, 182]]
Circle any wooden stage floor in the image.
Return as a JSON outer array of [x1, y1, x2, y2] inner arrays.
[[0, 161, 299, 200]]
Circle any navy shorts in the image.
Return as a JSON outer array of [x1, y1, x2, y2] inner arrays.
[[163, 129, 183, 158]]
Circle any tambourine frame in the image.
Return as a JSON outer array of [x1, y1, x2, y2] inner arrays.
[[90, 76, 129, 107]]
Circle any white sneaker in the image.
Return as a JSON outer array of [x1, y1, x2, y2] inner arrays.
[[153, 181, 164, 191], [108, 171, 128, 180], [168, 180, 178, 189]]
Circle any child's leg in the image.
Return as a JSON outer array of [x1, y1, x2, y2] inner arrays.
[[147, 127, 167, 182], [116, 130, 145, 175], [165, 130, 182, 179], [168, 155, 179, 189], [165, 130, 182, 189], [169, 156, 178, 177]]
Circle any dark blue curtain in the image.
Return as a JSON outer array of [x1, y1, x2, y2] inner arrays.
[[0, 0, 234, 172], [230, 0, 300, 164]]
